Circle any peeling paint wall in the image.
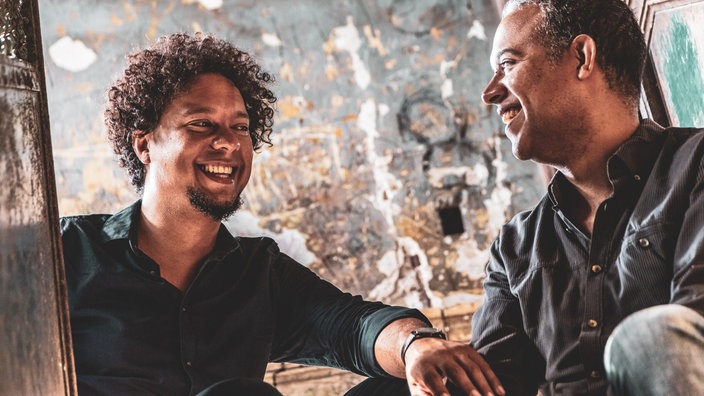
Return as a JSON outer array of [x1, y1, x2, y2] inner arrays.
[[39, 0, 543, 309]]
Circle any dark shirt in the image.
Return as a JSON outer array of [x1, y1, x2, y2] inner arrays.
[[471, 120, 704, 396], [61, 201, 428, 396]]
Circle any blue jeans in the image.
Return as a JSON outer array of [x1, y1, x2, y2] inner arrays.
[[604, 304, 704, 396]]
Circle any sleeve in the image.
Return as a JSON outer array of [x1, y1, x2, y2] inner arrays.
[[268, 249, 430, 377], [670, 150, 704, 314], [471, 234, 544, 396]]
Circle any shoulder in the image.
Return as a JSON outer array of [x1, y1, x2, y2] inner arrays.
[[497, 195, 554, 246], [60, 214, 111, 238]]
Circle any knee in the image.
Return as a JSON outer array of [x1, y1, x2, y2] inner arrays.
[[605, 305, 702, 365]]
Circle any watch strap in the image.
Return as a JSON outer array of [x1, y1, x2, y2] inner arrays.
[[400, 327, 446, 365]]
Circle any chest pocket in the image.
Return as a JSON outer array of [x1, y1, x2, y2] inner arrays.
[[612, 221, 677, 309]]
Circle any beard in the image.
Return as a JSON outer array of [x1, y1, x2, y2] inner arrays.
[[186, 186, 243, 221]]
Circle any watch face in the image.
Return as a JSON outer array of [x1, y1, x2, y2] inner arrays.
[[412, 327, 446, 338]]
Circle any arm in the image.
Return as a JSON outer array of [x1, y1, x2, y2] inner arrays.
[[470, 237, 544, 395], [375, 318, 505, 396], [670, 155, 704, 312]]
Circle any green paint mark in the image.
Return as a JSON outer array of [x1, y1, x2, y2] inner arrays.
[[662, 16, 704, 127]]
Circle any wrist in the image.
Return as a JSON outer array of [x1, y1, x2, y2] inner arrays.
[[400, 327, 446, 365]]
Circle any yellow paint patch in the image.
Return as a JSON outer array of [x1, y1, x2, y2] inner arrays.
[[430, 27, 443, 40], [280, 63, 294, 82], [342, 114, 358, 123], [385, 59, 397, 70], [363, 25, 388, 56], [76, 82, 94, 93], [325, 64, 339, 80], [280, 102, 302, 119], [111, 14, 124, 26]]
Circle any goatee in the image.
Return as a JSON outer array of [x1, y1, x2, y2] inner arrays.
[[186, 187, 243, 221]]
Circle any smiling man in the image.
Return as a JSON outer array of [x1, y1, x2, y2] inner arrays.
[[59, 33, 504, 396], [470, 0, 704, 395]]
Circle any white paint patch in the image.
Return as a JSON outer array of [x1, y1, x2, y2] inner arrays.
[[425, 163, 490, 188], [453, 239, 490, 279], [262, 32, 283, 47], [357, 99, 400, 227], [484, 183, 513, 232], [49, 36, 97, 72], [441, 79, 454, 100], [439, 57, 459, 100], [198, 0, 222, 10], [329, 16, 371, 89], [224, 210, 317, 266], [369, 237, 442, 308], [484, 135, 512, 231], [467, 19, 487, 41]]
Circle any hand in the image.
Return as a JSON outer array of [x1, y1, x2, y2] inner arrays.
[[403, 338, 505, 396]]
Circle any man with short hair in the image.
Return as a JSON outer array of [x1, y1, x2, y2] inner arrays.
[[61, 32, 505, 396], [471, 0, 704, 395]]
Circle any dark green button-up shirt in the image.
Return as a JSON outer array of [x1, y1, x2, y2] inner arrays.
[[61, 201, 428, 395]]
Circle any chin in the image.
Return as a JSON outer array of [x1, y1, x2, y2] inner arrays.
[[187, 187, 243, 221]]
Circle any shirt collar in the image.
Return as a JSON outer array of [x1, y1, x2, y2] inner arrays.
[[99, 199, 240, 256], [547, 119, 666, 208]]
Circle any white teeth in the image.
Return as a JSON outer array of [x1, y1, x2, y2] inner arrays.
[[501, 108, 520, 124], [202, 165, 233, 176]]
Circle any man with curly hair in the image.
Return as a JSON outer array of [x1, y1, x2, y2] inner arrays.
[[472, 0, 704, 395], [60, 33, 505, 396]]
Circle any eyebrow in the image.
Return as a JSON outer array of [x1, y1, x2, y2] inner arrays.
[[180, 105, 249, 119]]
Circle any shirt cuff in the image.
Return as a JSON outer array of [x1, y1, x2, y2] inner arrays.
[[359, 306, 431, 377]]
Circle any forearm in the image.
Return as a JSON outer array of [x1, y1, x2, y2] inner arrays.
[[374, 317, 431, 377]]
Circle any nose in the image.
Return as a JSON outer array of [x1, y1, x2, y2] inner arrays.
[[481, 73, 506, 105], [211, 130, 241, 152]]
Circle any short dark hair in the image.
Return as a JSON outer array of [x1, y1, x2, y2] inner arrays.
[[505, 0, 646, 107], [104, 32, 276, 193]]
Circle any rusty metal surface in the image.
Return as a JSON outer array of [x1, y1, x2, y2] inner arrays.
[[0, 0, 75, 394]]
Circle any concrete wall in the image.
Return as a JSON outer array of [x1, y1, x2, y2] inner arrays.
[[39, 0, 543, 309]]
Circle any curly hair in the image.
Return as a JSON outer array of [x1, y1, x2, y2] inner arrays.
[[104, 32, 276, 193], [505, 0, 646, 108]]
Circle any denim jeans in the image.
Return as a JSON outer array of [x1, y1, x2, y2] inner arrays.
[[604, 304, 704, 396]]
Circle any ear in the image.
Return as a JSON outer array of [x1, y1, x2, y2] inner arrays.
[[132, 130, 151, 165], [570, 34, 597, 80]]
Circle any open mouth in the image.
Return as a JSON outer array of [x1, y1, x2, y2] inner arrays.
[[199, 164, 234, 179], [500, 107, 521, 124]]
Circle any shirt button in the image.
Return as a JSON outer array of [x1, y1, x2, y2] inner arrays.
[[591, 265, 603, 273], [182, 307, 187, 312], [587, 319, 599, 328], [638, 238, 651, 248], [186, 361, 192, 367], [634, 174, 641, 181]]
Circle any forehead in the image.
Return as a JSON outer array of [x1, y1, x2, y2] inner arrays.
[[171, 73, 246, 111], [490, 4, 544, 64]]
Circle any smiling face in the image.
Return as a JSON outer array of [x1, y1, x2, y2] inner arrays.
[[482, 4, 588, 165], [135, 73, 253, 221]]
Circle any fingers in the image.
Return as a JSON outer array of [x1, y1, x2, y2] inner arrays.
[[405, 340, 505, 396]]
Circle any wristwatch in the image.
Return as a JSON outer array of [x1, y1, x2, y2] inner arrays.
[[401, 327, 447, 364]]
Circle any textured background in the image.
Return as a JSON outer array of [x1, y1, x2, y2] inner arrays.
[[38, 0, 543, 309]]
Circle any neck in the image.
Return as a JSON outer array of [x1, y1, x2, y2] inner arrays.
[[554, 107, 639, 235], [137, 191, 221, 291]]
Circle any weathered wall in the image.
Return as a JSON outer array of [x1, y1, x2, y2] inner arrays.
[[38, 0, 543, 309]]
